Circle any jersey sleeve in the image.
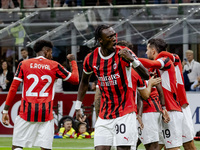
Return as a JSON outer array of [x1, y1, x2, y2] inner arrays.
[[138, 58, 162, 69], [83, 53, 93, 74], [157, 51, 180, 66], [137, 77, 146, 90], [14, 62, 24, 82], [118, 46, 137, 67], [56, 63, 71, 81]]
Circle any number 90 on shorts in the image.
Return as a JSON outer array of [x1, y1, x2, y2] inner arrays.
[[94, 112, 138, 147]]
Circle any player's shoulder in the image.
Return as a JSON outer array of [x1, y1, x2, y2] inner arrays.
[[85, 47, 98, 60]]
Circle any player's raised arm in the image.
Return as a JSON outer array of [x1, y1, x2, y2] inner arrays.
[[65, 54, 79, 85], [119, 48, 149, 80], [138, 58, 162, 69]]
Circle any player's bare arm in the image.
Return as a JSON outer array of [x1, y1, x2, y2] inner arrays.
[[156, 84, 170, 123], [2, 80, 21, 126], [76, 72, 91, 123], [139, 76, 161, 100], [119, 48, 149, 80], [137, 91, 144, 129], [94, 87, 101, 119]]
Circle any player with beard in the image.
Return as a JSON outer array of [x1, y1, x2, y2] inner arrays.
[[156, 51, 196, 150], [138, 38, 183, 150], [75, 25, 149, 150]]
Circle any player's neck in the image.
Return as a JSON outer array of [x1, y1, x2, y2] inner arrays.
[[100, 47, 115, 57], [36, 51, 45, 58]]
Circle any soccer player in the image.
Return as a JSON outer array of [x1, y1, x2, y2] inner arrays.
[[75, 25, 149, 150], [156, 51, 196, 150], [136, 74, 170, 150], [138, 38, 183, 150], [2, 40, 79, 150]]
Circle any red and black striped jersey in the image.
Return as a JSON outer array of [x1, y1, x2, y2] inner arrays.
[[143, 80, 162, 113], [14, 56, 72, 122], [139, 57, 182, 112], [131, 69, 146, 112], [157, 51, 189, 106], [134, 69, 162, 113], [83, 45, 137, 119]]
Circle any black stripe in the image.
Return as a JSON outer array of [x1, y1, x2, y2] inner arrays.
[[42, 103, 46, 122], [163, 57, 170, 65], [58, 64, 69, 77], [118, 57, 127, 110], [163, 64, 171, 70], [89, 52, 94, 70], [34, 103, 39, 122], [15, 62, 22, 77], [103, 60, 112, 119], [27, 102, 31, 121], [150, 96, 160, 112], [100, 93, 106, 113], [113, 56, 123, 118], [173, 93, 180, 106], [111, 56, 120, 118], [143, 99, 151, 106], [96, 52, 101, 78], [56, 73, 62, 78], [49, 101, 51, 114], [23, 99, 26, 112]]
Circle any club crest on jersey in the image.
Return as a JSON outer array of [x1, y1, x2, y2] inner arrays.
[[113, 61, 117, 70]]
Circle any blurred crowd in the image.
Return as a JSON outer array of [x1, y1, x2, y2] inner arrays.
[[0, 0, 198, 9]]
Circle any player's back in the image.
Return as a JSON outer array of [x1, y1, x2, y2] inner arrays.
[[15, 56, 69, 122], [156, 57, 181, 112]]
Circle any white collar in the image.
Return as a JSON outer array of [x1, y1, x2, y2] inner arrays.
[[34, 56, 46, 59], [98, 47, 115, 60]]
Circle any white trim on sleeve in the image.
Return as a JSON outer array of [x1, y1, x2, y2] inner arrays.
[[83, 69, 93, 75], [137, 86, 146, 90], [14, 77, 23, 82], [63, 72, 72, 81], [157, 59, 164, 69]]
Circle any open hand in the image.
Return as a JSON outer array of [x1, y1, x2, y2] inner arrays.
[[149, 76, 161, 86]]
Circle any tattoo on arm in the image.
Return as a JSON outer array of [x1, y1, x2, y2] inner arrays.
[[94, 87, 101, 118]]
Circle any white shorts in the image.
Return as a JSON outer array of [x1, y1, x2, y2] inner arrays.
[[182, 105, 195, 143], [12, 116, 54, 149], [159, 111, 183, 149], [138, 112, 161, 145], [94, 112, 138, 147]]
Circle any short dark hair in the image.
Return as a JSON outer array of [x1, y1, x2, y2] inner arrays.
[[117, 40, 133, 51], [33, 40, 53, 53], [94, 25, 110, 44], [63, 118, 72, 124], [21, 48, 27, 52], [148, 38, 167, 53]]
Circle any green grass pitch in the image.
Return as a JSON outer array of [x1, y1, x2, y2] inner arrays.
[[0, 137, 200, 150]]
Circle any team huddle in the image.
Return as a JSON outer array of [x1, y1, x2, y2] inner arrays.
[[2, 25, 196, 150]]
